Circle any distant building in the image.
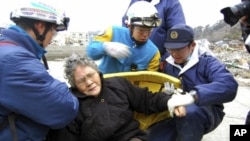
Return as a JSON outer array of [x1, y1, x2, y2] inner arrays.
[[51, 31, 89, 47]]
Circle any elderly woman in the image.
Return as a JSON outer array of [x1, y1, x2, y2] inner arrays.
[[46, 54, 195, 141]]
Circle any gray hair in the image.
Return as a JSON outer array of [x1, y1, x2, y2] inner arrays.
[[64, 53, 99, 87]]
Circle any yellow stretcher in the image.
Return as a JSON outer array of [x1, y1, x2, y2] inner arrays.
[[104, 71, 181, 130]]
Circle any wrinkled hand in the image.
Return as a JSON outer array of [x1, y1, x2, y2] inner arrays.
[[167, 92, 195, 117], [103, 42, 131, 59]]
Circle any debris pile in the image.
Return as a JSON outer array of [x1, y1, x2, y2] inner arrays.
[[211, 45, 250, 86]]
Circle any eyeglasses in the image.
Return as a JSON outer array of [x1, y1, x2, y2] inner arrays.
[[75, 71, 97, 86], [134, 27, 152, 35]]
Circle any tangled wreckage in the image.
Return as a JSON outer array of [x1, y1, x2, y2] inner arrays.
[[198, 39, 250, 86]]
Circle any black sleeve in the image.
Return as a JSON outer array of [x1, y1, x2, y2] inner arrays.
[[240, 0, 250, 53], [111, 77, 171, 114], [240, 23, 250, 53]]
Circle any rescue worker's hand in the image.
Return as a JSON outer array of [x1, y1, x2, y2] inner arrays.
[[164, 82, 175, 95], [103, 42, 131, 59], [240, 15, 250, 27], [167, 93, 195, 117], [173, 106, 187, 117]]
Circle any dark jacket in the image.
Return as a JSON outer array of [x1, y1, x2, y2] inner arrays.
[[163, 48, 238, 117], [240, 0, 250, 53], [0, 26, 79, 141], [47, 75, 171, 141], [162, 48, 238, 134]]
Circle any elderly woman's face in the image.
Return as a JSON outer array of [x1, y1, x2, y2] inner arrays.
[[73, 65, 101, 97]]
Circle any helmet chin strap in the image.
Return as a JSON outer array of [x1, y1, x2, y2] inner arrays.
[[31, 23, 51, 70], [31, 23, 51, 47], [42, 55, 49, 70]]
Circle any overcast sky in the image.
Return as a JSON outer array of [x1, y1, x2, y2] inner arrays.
[[180, 0, 241, 27], [0, 0, 241, 32]]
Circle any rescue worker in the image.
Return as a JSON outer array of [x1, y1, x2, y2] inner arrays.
[[0, 1, 79, 141], [87, 1, 162, 74], [122, 0, 186, 59], [149, 24, 238, 141]]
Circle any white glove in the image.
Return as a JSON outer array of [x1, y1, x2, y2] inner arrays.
[[103, 42, 131, 59], [167, 92, 195, 117], [164, 82, 175, 95]]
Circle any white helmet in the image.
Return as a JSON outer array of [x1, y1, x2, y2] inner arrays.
[[10, 0, 69, 31], [126, 1, 162, 27]]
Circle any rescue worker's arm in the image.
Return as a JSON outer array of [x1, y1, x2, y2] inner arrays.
[[2, 52, 79, 129], [147, 50, 160, 71], [87, 26, 131, 59], [86, 26, 113, 60], [167, 92, 195, 117]]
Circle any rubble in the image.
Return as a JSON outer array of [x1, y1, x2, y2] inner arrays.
[[211, 45, 250, 86]]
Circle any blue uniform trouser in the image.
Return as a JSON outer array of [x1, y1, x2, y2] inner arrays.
[[148, 104, 224, 141], [245, 110, 250, 125]]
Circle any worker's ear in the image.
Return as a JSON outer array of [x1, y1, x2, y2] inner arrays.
[[34, 21, 46, 35], [191, 41, 196, 47]]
